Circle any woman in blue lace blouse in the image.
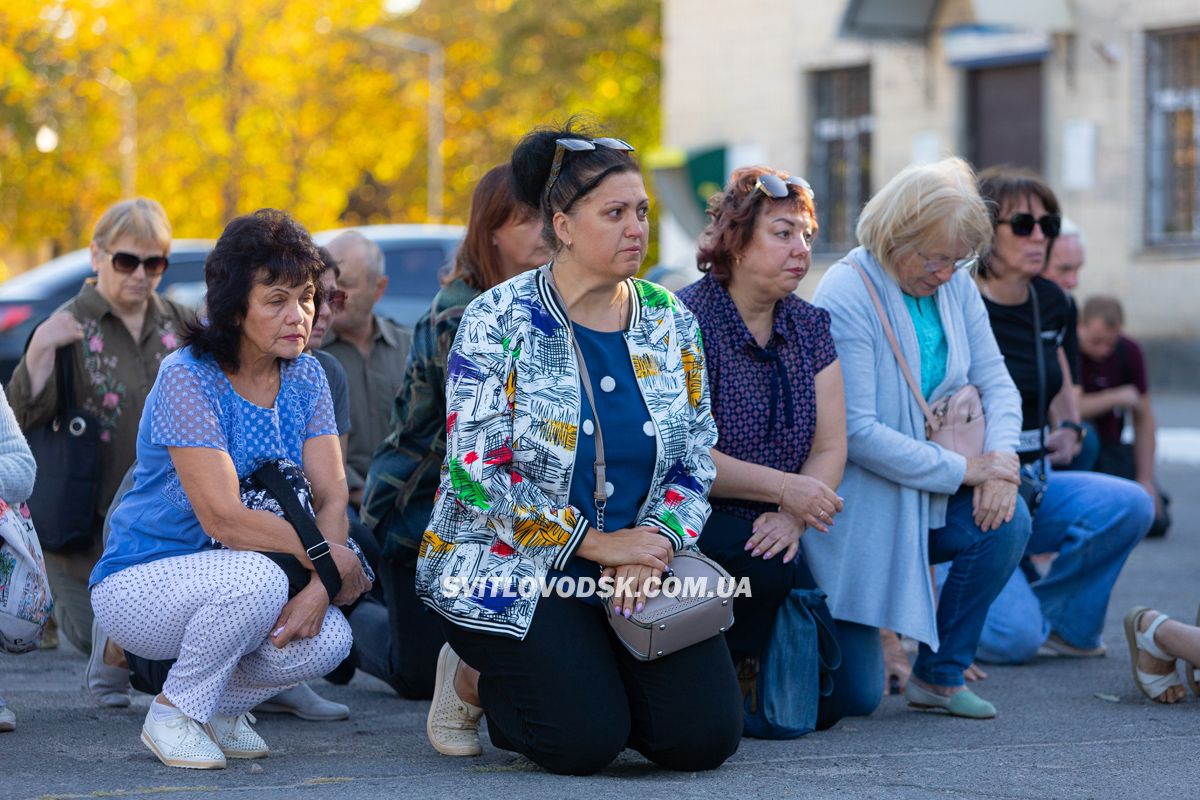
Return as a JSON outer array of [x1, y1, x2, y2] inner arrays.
[[89, 210, 371, 770]]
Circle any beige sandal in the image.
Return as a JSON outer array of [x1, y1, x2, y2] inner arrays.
[[1124, 607, 1183, 703]]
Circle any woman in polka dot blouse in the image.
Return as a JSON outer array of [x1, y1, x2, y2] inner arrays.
[[677, 166, 847, 734], [88, 210, 371, 769], [417, 122, 742, 774]]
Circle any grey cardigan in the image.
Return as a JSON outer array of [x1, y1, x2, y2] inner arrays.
[[806, 247, 1021, 649]]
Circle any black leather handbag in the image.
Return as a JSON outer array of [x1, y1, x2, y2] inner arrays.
[[25, 345, 101, 552]]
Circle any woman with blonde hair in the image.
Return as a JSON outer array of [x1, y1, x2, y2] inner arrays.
[[809, 157, 1030, 719], [8, 198, 194, 708]]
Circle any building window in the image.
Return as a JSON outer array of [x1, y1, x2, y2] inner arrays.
[[808, 66, 872, 255], [1146, 28, 1200, 247]]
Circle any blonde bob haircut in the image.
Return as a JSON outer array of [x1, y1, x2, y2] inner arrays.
[[92, 197, 172, 253], [855, 157, 992, 274]]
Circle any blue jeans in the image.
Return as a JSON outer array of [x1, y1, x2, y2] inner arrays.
[[913, 487, 1031, 687], [822, 620, 884, 720], [968, 470, 1154, 663]]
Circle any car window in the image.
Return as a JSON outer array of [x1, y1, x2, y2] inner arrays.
[[379, 243, 453, 297], [157, 254, 209, 308]]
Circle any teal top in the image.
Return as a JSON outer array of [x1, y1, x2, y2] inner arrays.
[[901, 293, 947, 400]]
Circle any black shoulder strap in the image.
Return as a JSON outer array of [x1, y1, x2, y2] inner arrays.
[[53, 345, 75, 421], [251, 462, 342, 601], [1030, 285, 1047, 484]]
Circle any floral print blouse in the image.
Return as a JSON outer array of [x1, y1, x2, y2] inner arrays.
[[7, 279, 195, 529]]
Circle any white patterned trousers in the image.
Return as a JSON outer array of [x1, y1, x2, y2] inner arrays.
[[91, 549, 351, 722]]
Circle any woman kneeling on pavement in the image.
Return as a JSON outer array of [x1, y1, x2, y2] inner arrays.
[[89, 210, 370, 769], [677, 166, 848, 728], [809, 158, 1031, 719], [416, 122, 742, 774]]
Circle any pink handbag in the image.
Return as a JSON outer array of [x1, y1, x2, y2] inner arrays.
[[852, 262, 985, 458]]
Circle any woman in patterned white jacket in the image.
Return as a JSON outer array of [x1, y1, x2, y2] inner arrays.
[[418, 122, 742, 774]]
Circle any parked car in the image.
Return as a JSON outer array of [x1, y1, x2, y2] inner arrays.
[[642, 262, 703, 293], [0, 240, 214, 384], [312, 224, 465, 329]]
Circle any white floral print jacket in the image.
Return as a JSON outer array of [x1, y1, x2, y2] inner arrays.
[[416, 267, 718, 639]]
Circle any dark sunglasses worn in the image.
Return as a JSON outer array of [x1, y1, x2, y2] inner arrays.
[[324, 289, 347, 314], [753, 172, 814, 201], [105, 249, 169, 276], [542, 137, 635, 205], [998, 213, 1061, 238]]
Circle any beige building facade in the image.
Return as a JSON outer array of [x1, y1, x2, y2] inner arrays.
[[660, 0, 1200, 342]]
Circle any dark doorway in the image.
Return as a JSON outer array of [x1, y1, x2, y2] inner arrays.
[[967, 62, 1044, 172]]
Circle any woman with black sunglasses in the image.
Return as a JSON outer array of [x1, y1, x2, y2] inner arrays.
[[7, 197, 194, 709], [416, 121, 742, 774], [970, 167, 1153, 666]]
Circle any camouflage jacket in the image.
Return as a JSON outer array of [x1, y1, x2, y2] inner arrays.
[[361, 278, 478, 556], [416, 267, 718, 639]]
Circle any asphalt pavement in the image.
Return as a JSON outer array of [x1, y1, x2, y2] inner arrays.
[[4, 394, 1198, 799]]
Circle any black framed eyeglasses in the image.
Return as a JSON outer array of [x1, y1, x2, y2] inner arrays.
[[753, 172, 814, 201], [998, 213, 1061, 238], [104, 249, 169, 276], [542, 137, 635, 205]]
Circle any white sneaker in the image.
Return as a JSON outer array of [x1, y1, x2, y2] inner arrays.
[[140, 706, 226, 769], [426, 644, 483, 757], [0, 704, 15, 732], [204, 712, 269, 759]]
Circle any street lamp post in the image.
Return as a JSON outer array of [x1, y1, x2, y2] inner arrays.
[[96, 69, 137, 198], [363, 28, 444, 224]]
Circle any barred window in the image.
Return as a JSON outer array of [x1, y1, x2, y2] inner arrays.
[[1146, 28, 1200, 246], [808, 67, 873, 255]]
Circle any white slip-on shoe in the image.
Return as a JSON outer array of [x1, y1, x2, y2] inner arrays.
[[426, 644, 483, 757], [255, 682, 349, 721], [140, 705, 226, 769], [203, 712, 269, 759], [86, 617, 131, 708]]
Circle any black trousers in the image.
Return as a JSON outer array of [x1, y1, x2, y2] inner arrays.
[[696, 511, 796, 663], [347, 549, 445, 699], [443, 592, 743, 776]]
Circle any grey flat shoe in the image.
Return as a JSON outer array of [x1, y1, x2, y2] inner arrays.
[[86, 618, 131, 708], [905, 681, 996, 719], [255, 683, 349, 721]]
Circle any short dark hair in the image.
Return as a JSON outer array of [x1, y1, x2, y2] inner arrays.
[[443, 163, 537, 291], [510, 116, 640, 251], [696, 166, 818, 286], [182, 209, 324, 371], [1081, 294, 1125, 328], [976, 166, 1061, 277]]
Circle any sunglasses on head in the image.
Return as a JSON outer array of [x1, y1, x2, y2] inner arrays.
[[104, 249, 169, 276], [542, 137, 635, 205], [324, 289, 347, 314], [753, 172, 814, 201], [998, 213, 1061, 238]]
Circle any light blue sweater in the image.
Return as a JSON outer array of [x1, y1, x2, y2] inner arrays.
[[807, 247, 1021, 649], [0, 391, 36, 505]]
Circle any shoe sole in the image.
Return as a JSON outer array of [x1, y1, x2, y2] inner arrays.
[[140, 730, 226, 769], [427, 646, 482, 757], [254, 702, 348, 722], [1191, 606, 1200, 699]]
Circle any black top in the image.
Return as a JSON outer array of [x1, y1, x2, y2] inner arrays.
[[982, 276, 1078, 432]]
